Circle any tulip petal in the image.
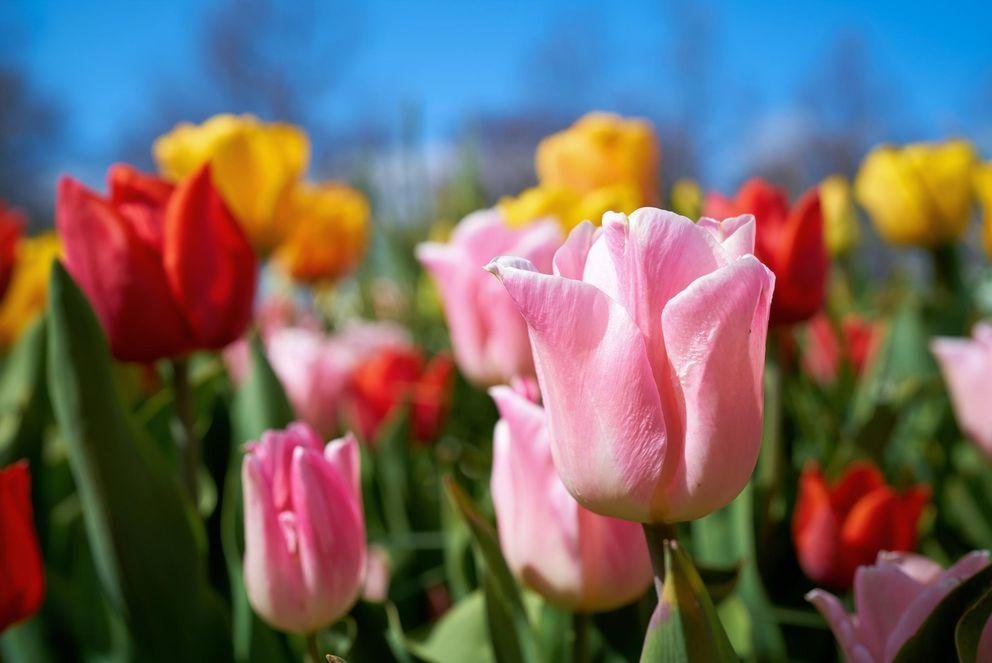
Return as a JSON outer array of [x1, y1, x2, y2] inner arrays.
[[658, 255, 774, 521], [163, 164, 257, 350], [792, 465, 843, 586], [324, 433, 361, 500], [806, 589, 875, 663], [487, 256, 666, 522], [697, 214, 756, 258], [553, 221, 600, 279], [56, 176, 191, 362], [932, 333, 992, 455], [772, 188, 827, 325]]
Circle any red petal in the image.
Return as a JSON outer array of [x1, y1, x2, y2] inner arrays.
[[793, 463, 843, 586], [0, 461, 45, 632], [769, 187, 827, 325]]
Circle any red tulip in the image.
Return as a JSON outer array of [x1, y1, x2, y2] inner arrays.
[[706, 178, 827, 325], [57, 164, 257, 362], [0, 201, 25, 300], [347, 347, 453, 444], [792, 461, 929, 589], [802, 313, 884, 386], [1, 461, 44, 633]]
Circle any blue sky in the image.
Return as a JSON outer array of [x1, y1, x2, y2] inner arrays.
[[5, 0, 992, 181]]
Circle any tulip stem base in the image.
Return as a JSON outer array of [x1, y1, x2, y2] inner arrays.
[[171, 358, 200, 507], [305, 632, 320, 663], [642, 522, 679, 590], [572, 611, 590, 663]]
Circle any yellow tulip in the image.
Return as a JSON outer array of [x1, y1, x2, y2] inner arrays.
[[274, 182, 370, 284], [669, 178, 702, 220], [974, 162, 992, 257], [536, 112, 660, 205], [854, 140, 977, 247], [819, 175, 859, 256], [498, 183, 640, 232], [0, 233, 61, 349], [153, 114, 310, 252]]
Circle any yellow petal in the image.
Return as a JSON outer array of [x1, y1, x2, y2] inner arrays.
[[498, 185, 579, 229], [819, 175, 859, 256], [974, 162, 992, 257], [670, 178, 702, 220], [0, 233, 61, 349]]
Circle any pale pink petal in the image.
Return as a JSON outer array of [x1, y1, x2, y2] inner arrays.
[[697, 214, 756, 258], [806, 589, 875, 663], [657, 256, 775, 521], [486, 257, 666, 522], [574, 505, 652, 612], [932, 333, 992, 456], [553, 221, 601, 279], [362, 545, 391, 603], [324, 433, 361, 500]]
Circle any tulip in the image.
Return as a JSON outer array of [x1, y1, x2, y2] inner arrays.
[[242, 424, 365, 634], [57, 164, 257, 362], [820, 175, 859, 257], [0, 202, 24, 300], [975, 162, 992, 257], [669, 178, 702, 220], [808, 550, 990, 663], [154, 114, 309, 252], [416, 209, 560, 386], [536, 112, 659, 205], [705, 178, 827, 325], [931, 323, 992, 457], [490, 384, 652, 611], [499, 183, 642, 232], [802, 313, 883, 386], [274, 182, 370, 284], [0, 461, 45, 633], [0, 233, 60, 350], [487, 208, 775, 522], [347, 347, 453, 444], [793, 462, 929, 589], [854, 140, 977, 247]]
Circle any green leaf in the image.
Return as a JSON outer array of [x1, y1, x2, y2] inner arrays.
[[0, 318, 48, 466], [45, 263, 232, 661], [409, 591, 493, 663], [639, 537, 737, 662], [226, 333, 294, 662], [696, 564, 740, 606], [956, 587, 992, 663], [444, 476, 539, 663], [894, 563, 992, 662]]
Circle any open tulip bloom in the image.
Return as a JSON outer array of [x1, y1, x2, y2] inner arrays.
[[486, 208, 775, 524]]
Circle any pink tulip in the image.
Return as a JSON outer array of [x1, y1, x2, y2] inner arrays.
[[242, 423, 366, 633], [486, 209, 775, 523], [416, 209, 561, 386], [808, 551, 991, 663], [490, 384, 652, 612], [931, 323, 992, 456]]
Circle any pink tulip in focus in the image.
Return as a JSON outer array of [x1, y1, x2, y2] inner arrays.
[[487, 210, 775, 523], [490, 384, 652, 612], [808, 550, 990, 663], [932, 323, 992, 457], [416, 209, 561, 386], [242, 423, 366, 634]]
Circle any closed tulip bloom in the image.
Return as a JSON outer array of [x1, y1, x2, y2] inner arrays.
[[57, 164, 257, 362], [0, 202, 24, 300], [820, 175, 859, 257], [932, 323, 992, 456], [154, 114, 309, 252], [242, 424, 365, 634], [802, 313, 883, 386], [487, 209, 775, 522], [705, 178, 827, 325], [855, 140, 977, 247], [347, 347, 454, 444], [536, 112, 659, 205], [490, 385, 652, 612], [975, 163, 992, 257], [793, 462, 929, 589], [0, 233, 60, 350], [499, 183, 643, 232], [275, 182, 370, 284], [808, 551, 990, 663], [416, 209, 560, 386], [0, 461, 45, 633]]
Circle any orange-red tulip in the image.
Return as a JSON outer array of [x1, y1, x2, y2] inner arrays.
[[0, 461, 44, 633]]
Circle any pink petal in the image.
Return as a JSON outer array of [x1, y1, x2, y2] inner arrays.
[[486, 256, 666, 522], [697, 214, 757, 258], [324, 432, 361, 500], [657, 256, 775, 521], [932, 333, 992, 456], [553, 221, 601, 279], [806, 589, 875, 663]]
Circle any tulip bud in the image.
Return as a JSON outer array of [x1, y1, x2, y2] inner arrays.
[[490, 385, 652, 612], [416, 209, 560, 386], [57, 164, 257, 362], [242, 424, 366, 634], [488, 208, 775, 523], [808, 551, 990, 662], [0, 233, 60, 350], [0, 461, 45, 633], [802, 313, 883, 387], [154, 114, 309, 253], [0, 202, 25, 301], [819, 175, 859, 257], [536, 112, 660, 206], [931, 323, 992, 457], [705, 178, 827, 325], [855, 140, 977, 247], [793, 462, 929, 589], [975, 162, 992, 258], [669, 178, 702, 220]]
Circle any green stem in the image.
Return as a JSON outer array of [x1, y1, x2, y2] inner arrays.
[[642, 522, 678, 595], [305, 632, 320, 663], [572, 611, 590, 663], [171, 358, 200, 506]]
